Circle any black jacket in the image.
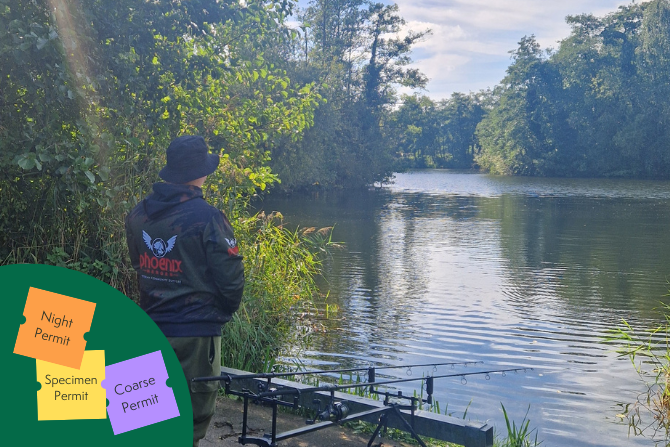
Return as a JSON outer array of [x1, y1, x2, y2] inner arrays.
[[125, 182, 244, 337]]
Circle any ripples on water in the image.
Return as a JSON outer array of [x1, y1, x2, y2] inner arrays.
[[258, 171, 670, 447]]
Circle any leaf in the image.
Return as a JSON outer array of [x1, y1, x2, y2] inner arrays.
[[38, 152, 53, 162], [17, 154, 35, 170], [84, 170, 95, 183]]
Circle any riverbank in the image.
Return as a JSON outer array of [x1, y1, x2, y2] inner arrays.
[[198, 395, 415, 447]]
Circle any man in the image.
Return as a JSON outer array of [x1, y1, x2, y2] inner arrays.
[[125, 135, 244, 446]]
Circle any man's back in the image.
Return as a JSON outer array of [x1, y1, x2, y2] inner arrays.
[[125, 181, 244, 337]]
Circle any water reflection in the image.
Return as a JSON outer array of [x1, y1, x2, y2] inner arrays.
[[256, 171, 670, 447]]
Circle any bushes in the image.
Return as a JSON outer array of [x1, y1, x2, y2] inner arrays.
[[0, 0, 321, 267], [1, 1, 325, 372]]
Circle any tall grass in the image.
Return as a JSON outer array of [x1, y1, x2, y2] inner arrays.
[[609, 301, 670, 445], [221, 212, 335, 372], [499, 404, 540, 447]]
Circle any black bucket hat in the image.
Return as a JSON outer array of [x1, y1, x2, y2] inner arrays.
[[159, 135, 220, 184]]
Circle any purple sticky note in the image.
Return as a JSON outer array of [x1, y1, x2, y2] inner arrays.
[[102, 350, 180, 435]]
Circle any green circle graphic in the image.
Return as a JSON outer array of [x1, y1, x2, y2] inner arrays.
[[2, 264, 192, 446]]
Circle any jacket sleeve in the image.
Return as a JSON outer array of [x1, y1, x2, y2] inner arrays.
[[124, 212, 143, 292], [125, 213, 140, 270], [204, 211, 245, 315]]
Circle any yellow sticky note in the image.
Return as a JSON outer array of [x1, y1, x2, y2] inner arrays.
[[36, 350, 106, 421]]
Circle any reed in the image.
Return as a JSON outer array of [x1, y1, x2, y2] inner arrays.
[[608, 300, 670, 444], [499, 404, 540, 447], [221, 212, 335, 372]]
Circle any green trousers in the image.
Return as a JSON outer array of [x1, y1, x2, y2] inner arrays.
[[168, 336, 221, 447]]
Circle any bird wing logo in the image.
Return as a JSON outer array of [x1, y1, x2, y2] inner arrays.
[[142, 230, 177, 258], [142, 231, 153, 251], [166, 235, 177, 253]]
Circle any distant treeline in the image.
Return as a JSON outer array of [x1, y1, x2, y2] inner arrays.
[[271, 0, 670, 189], [457, 0, 670, 178]]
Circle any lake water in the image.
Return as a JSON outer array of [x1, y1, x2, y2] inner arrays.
[[256, 170, 670, 447]]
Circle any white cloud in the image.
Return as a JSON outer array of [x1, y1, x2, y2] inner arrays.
[[392, 0, 632, 99]]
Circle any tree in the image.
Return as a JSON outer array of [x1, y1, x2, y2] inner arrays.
[[438, 92, 487, 169], [269, 0, 429, 190], [636, 0, 670, 176], [475, 1, 670, 179], [475, 36, 568, 175], [388, 92, 486, 169]]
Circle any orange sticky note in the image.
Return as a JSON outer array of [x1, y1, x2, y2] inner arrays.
[[14, 287, 96, 369]]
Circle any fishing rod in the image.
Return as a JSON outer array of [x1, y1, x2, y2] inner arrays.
[[192, 360, 483, 384], [253, 367, 529, 402]]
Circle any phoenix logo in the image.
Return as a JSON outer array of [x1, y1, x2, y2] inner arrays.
[[143, 231, 177, 258]]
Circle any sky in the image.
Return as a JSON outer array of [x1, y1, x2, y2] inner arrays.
[[293, 0, 635, 100]]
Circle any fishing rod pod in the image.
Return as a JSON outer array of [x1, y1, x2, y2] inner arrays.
[[195, 363, 532, 447]]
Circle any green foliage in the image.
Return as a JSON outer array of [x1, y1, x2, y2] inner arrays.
[[269, 0, 429, 190], [1, 1, 326, 372], [390, 92, 487, 170], [475, 35, 568, 176], [474, 0, 670, 178], [0, 0, 321, 288], [609, 302, 670, 445], [499, 404, 541, 447], [221, 213, 336, 372]]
